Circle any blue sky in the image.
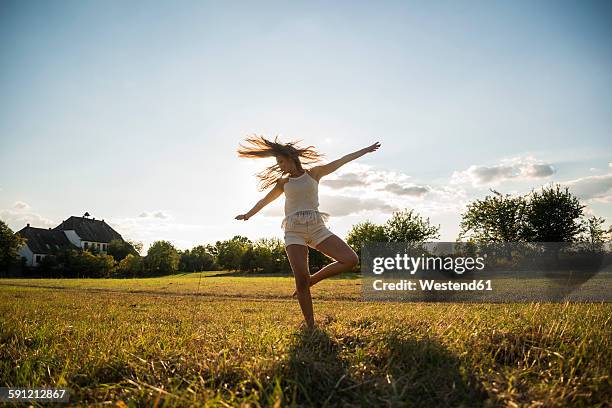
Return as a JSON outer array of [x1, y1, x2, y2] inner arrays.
[[1, 0, 611, 251]]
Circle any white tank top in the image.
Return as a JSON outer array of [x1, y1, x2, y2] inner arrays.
[[281, 170, 330, 230]]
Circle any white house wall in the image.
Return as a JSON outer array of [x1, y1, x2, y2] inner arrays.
[[83, 241, 109, 253], [17, 245, 34, 267], [32, 254, 46, 266]]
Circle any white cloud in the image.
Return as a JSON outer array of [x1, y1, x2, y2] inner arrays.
[[562, 173, 612, 203], [107, 211, 204, 252], [379, 183, 430, 197], [319, 163, 467, 211], [260, 162, 469, 221], [320, 194, 399, 216], [138, 210, 170, 219], [261, 193, 398, 218], [451, 156, 555, 186], [320, 163, 430, 196], [321, 172, 368, 189], [0, 202, 55, 230], [319, 163, 412, 190], [13, 201, 31, 210]]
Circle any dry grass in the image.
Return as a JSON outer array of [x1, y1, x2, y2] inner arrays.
[[0, 274, 610, 407]]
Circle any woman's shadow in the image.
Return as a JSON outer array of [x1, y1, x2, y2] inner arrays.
[[280, 324, 487, 407]]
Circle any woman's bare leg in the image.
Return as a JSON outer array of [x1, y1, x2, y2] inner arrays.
[[309, 235, 359, 287], [285, 244, 315, 328], [291, 235, 359, 297]]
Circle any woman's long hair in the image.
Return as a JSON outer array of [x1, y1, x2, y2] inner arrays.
[[237, 134, 325, 191]]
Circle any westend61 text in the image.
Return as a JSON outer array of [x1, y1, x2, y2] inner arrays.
[[373, 279, 493, 291], [372, 254, 486, 275]]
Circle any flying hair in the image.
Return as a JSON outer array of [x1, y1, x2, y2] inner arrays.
[[237, 134, 325, 191]]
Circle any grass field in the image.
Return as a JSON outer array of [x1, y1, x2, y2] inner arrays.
[[1, 273, 610, 407]]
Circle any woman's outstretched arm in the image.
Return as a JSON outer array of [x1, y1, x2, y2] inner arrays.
[[311, 142, 381, 180], [235, 179, 285, 221]]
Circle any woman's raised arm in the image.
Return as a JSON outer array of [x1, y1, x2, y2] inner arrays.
[[235, 178, 285, 221], [310, 142, 381, 180]]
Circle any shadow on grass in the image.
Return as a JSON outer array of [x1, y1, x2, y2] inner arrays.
[[279, 325, 488, 407], [206, 270, 362, 279]]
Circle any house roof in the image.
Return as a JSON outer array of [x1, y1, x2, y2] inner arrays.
[[17, 226, 77, 255], [54, 216, 123, 243]]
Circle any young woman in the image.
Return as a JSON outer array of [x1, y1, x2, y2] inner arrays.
[[235, 135, 381, 329]]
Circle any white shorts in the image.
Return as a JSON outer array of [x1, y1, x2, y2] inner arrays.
[[284, 219, 334, 248]]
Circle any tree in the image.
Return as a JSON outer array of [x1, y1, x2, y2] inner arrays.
[[215, 236, 250, 271], [346, 220, 388, 255], [580, 216, 609, 251], [116, 253, 144, 278], [144, 240, 180, 275], [179, 245, 217, 272], [459, 190, 529, 242], [385, 209, 440, 243], [266, 238, 291, 273], [0, 220, 25, 273], [238, 237, 290, 274], [127, 239, 144, 255], [240, 246, 258, 273], [107, 239, 140, 262], [251, 238, 277, 273], [308, 246, 333, 273], [523, 184, 585, 242]]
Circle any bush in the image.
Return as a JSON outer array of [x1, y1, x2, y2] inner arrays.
[[144, 240, 180, 275], [115, 253, 144, 278], [179, 245, 217, 272], [38, 248, 116, 278]]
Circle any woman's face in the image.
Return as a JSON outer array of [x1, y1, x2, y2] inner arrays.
[[276, 155, 295, 173]]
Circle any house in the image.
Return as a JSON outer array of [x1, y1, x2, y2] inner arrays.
[[16, 213, 124, 267], [16, 226, 76, 267]]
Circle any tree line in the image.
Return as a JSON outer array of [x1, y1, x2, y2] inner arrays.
[[0, 184, 610, 278]]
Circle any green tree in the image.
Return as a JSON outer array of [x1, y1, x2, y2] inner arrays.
[[107, 239, 140, 262], [0, 220, 25, 273], [251, 237, 291, 273], [127, 239, 144, 255], [215, 236, 250, 271], [385, 209, 440, 243], [459, 190, 529, 242], [237, 237, 293, 274], [179, 245, 217, 272], [523, 184, 585, 242], [116, 253, 144, 278], [249, 238, 276, 273], [267, 238, 291, 273], [238, 239, 275, 273], [580, 216, 609, 251], [240, 246, 258, 273], [308, 246, 333, 273], [346, 220, 387, 255], [144, 240, 180, 275]]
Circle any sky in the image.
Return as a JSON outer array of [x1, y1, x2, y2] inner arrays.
[[1, 0, 611, 252]]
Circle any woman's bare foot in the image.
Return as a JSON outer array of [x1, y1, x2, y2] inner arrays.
[[299, 320, 316, 331]]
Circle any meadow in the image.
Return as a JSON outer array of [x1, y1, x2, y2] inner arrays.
[[0, 272, 610, 407]]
